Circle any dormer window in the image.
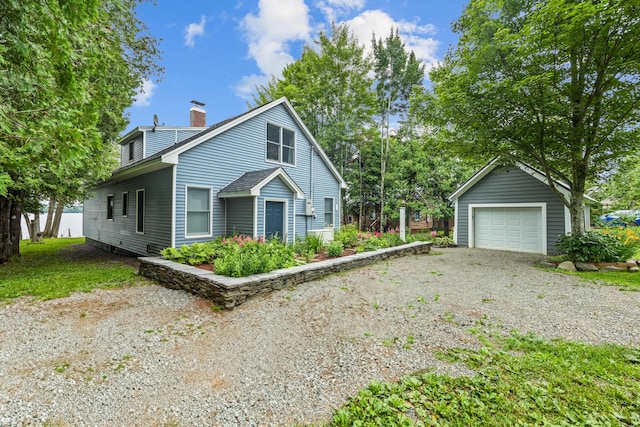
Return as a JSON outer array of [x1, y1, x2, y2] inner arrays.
[[266, 123, 295, 165], [128, 142, 135, 161]]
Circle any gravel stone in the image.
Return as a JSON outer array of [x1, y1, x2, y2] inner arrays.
[[1, 248, 639, 426]]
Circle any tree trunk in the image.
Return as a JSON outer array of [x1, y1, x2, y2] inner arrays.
[[0, 192, 24, 263], [569, 190, 585, 235], [22, 213, 31, 240], [43, 197, 56, 237], [51, 202, 64, 238], [443, 218, 450, 237], [30, 212, 43, 243]]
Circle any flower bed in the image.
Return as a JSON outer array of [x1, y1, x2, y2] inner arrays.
[[159, 226, 431, 278], [139, 241, 432, 309]]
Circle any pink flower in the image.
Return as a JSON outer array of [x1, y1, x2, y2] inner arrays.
[[222, 238, 227, 244], [431, 230, 438, 237]]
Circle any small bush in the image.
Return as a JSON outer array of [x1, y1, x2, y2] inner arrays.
[[335, 225, 359, 248], [556, 231, 637, 263], [305, 233, 324, 254], [326, 241, 344, 257], [433, 236, 456, 247], [357, 236, 386, 252]]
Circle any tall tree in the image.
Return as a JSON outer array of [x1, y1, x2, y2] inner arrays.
[[0, 0, 162, 262], [252, 23, 377, 211], [598, 153, 640, 211], [427, 0, 640, 235], [371, 27, 425, 226]]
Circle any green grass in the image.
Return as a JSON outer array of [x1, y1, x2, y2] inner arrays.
[[551, 268, 640, 291], [324, 331, 640, 426], [0, 238, 143, 302]]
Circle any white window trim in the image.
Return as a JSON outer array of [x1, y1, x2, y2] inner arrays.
[[467, 203, 547, 255], [107, 194, 114, 221], [121, 192, 128, 217], [262, 197, 289, 242], [184, 185, 213, 239], [136, 189, 145, 234], [265, 122, 296, 167], [324, 197, 334, 228]]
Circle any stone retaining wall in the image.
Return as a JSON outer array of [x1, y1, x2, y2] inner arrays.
[[138, 241, 432, 309]]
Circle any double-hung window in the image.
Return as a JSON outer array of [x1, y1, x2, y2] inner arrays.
[[414, 210, 422, 221], [266, 123, 295, 165], [324, 197, 334, 227], [186, 187, 211, 237]]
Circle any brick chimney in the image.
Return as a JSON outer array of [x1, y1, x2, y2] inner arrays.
[[189, 100, 206, 127]]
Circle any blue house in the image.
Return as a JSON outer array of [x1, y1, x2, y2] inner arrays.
[[83, 98, 347, 256]]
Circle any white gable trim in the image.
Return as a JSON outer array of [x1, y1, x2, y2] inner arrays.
[[219, 168, 305, 199], [449, 158, 597, 204]]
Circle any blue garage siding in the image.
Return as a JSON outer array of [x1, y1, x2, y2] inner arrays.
[[83, 166, 173, 255], [457, 166, 566, 254], [174, 103, 342, 245]]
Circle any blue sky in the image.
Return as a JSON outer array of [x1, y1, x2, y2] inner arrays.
[[125, 0, 469, 133]]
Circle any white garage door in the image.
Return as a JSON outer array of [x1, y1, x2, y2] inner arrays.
[[474, 207, 543, 253]]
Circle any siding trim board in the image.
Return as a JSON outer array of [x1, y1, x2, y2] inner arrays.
[[171, 166, 177, 248], [468, 203, 547, 254]]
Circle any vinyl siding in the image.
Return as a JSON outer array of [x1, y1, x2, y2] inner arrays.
[[457, 166, 566, 254], [83, 167, 173, 255], [120, 134, 143, 166], [144, 129, 205, 157], [174, 103, 342, 245], [225, 198, 254, 236]]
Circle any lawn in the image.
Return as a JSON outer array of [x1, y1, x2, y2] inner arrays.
[[0, 238, 144, 302], [324, 331, 640, 426]]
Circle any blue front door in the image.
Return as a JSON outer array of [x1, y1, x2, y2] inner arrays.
[[265, 201, 285, 240]]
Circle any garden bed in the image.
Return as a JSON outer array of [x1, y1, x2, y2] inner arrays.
[[138, 241, 431, 309]]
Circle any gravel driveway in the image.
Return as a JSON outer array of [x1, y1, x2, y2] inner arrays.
[[1, 248, 639, 426]]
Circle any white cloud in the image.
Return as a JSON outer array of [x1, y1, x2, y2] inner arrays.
[[236, 0, 311, 96], [342, 9, 439, 70], [184, 15, 206, 47], [315, 0, 365, 22], [234, 73, 272, 100], [132, 79, 156, 107]]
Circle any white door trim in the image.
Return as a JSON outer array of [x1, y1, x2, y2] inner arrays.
[[468, 203, 547, 254]]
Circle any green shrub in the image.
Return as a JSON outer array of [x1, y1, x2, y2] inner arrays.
[[335, 224, 359, 248], [161, 235, 298, 277], [357, 236, 386, 252], [305, 233, 324, 254], [433, 236, 456, 247], [326, 240, 344, 257], [382, 229, 403, 247], [214, 239, 298, 277], [556, 231, 637, 263]]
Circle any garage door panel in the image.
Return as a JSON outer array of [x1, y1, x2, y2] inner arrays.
[[474, 207, 543, 253]]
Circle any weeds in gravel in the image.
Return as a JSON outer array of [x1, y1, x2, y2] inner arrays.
[[0, 238, 142, 302], [324, 331, 640, 426]]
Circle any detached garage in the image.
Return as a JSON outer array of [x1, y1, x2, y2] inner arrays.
[[449, 159, 596, 255]]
